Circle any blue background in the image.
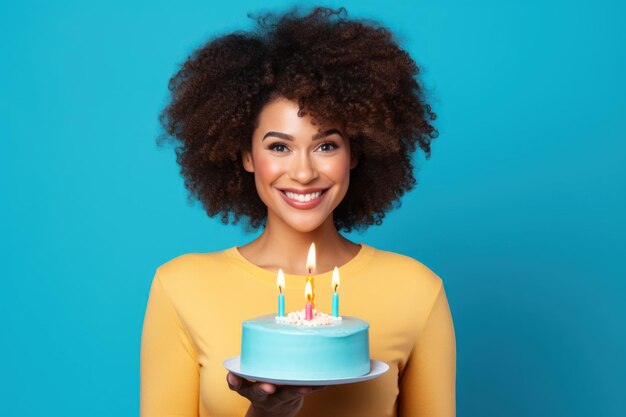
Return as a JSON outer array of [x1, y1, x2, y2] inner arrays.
[[1, 0, 624, 416]]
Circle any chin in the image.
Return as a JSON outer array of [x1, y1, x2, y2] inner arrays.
[[285, 219, 328, 233], [276, 211, 332, 233]]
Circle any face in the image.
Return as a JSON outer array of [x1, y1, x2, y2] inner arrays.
[[242, 97, 357, 233]]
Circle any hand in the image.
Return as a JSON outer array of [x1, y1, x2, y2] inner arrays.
[[226, 372, 325, 417]]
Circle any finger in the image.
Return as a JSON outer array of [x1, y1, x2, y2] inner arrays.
[[238, 381, 278, 403], [226, 375, 282, 404], [227, 374, 270, 396], [271, 385, 314, 402], [257, 382, 277, 395], [291, 385, 325, 395], [228, 376, 255, 393], [226, 372, 242, 391]]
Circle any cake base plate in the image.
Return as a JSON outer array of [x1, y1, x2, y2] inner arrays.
[[223, 356, 389, 386]]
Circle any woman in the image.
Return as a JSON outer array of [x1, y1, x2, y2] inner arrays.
[[141, 6, 455, 417]]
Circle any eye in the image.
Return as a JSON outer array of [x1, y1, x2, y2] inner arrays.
[[317, 141, 339, 152], [267, 142, 290, 153]]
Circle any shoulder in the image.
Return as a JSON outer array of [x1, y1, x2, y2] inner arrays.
[[366, 244, 443, 292], [152, 249, 230, 293], [156, 250, 224, 274]]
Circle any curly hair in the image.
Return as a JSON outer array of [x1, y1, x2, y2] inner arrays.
[[157, 5, 438, 233]]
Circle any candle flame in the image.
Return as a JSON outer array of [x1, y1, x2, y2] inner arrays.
[[306, 243, 316, 274], [277, 268, 285, 292], [332, 266, 340, 292], [305, 280, 313, 302]]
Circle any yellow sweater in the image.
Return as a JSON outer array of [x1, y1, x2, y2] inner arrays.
[[140, 243, 456, 417]]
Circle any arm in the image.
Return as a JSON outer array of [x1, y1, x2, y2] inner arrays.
[[140, 269, 200, 417], [398, 283, 456, 417]]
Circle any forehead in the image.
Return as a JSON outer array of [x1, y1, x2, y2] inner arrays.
[[254, 98, 342, 135]]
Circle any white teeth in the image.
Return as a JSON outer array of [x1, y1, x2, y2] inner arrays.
[[284, 191, 323, 202]]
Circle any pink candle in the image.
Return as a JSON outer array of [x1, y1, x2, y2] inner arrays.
[[304, 280, 314, 320]]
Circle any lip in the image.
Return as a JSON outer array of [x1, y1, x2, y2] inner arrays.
[[277, 188, 329, 210], [278, 187, 328, 194]]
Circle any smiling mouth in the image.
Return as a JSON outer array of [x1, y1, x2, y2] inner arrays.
[[281, 190, 327, 202], [277, 188, 330, 207]]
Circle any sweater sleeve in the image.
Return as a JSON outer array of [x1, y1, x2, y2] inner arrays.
[[140, 269, 200, 417], [398, 283, 456, 417]]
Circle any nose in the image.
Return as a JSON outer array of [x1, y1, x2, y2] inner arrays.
[[289, 152, 319, 184]]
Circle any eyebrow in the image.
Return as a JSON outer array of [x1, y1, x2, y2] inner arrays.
[[262, 128, 344, 141]]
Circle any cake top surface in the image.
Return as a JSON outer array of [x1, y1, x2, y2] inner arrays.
[[243, 314, 369, 336], [276, 309, 341, 327]]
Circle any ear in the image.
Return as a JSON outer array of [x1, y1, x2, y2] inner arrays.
[[242, 151, 255, 173], [350, 152, 358, 170]]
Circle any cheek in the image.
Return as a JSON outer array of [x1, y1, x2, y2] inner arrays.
[[253, 153, 285, 185], [318, 154, 352, 182]]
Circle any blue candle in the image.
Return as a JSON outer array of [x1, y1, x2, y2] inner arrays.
[[278, 293, 285, 317], [332, 292, 339, 317], [331, 267, 340, 317], [277, 268, 285, 317]]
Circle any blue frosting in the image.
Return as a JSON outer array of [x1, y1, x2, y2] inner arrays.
[[241, 314, 370, 379]]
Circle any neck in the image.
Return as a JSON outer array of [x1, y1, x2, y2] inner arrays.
[[251, 212, 350, 275]]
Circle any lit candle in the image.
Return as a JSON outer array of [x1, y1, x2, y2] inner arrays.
[[277, 268, 285, 317], [332, 267, 340, 317], [305, 243, 316, 307], [305, 280, 313, 320]]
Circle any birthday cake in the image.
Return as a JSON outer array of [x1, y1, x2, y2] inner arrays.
[[237, 243, 371, 380], [240, 309, 370, 380]]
